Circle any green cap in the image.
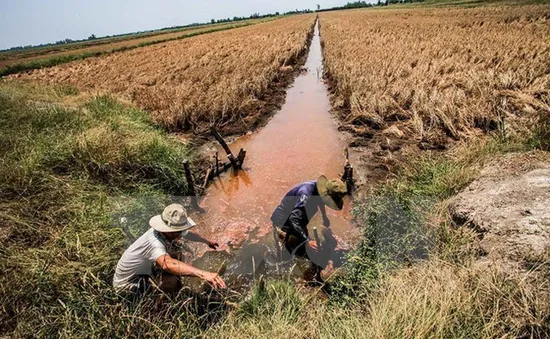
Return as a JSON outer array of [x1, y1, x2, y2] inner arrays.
[[316, 175, 347, 210]]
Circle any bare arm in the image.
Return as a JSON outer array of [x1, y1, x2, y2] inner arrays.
[[156, 253, 207, 277], [183, 230, 219, 249], [182, 230, 209, 244], [156, 254, 226, 289]]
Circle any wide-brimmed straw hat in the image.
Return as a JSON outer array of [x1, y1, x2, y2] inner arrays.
[[149, 204, 196, 233], [316, 175, 348, 211]]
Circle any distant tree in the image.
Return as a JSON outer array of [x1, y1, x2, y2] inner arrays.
[[211, 19, 215, 24], [275, 11, 280, 15], [317, 4, 321, 10], [88, 34, 96, 40]]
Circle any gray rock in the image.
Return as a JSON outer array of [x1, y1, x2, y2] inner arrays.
[[451, 151, 550, 264]]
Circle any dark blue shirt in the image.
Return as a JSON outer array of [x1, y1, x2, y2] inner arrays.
[[271, 180, 325, 242]]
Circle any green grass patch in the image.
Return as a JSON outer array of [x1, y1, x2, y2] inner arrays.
[[0, 78, 547, 337], [531, 110, 550, 151], [0, 82, 207, 336], [329, 135, 532, 304]]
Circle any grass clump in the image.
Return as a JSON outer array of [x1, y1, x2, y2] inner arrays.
[[322, 134, 549, 337], [209, 280, 305, 337], [0, 84, 189, 193], [531, 110, 550, 151], [0, 82, 206, 337]]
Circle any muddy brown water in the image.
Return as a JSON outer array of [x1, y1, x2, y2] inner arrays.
[[187, 21, 359, 291]]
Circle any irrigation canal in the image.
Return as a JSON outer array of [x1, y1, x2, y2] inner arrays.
[[188, 20, 359, 290]]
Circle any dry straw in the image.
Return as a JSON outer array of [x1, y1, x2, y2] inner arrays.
[[17, 15, 316, 134], [320, 5, 550, 146]]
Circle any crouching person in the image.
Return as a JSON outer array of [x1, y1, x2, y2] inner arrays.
[[113, 204, 226, 294], [271, 175, 347, 281]]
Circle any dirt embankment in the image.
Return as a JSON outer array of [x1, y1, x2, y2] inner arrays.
[[451, 151, 550, 272]]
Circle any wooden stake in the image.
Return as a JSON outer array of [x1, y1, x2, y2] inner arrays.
[[273, 226, 282, 264], [341, 148, 354, 194], [345, 147, 349, 164], [203, 167, 212, 189], [211, 127, 239, 170], [215, 152, 220, 175], [237, 148, 247, 165], [313, 227, 321, 249], [258, 274, 266, 293], [252, 256, 256, 280], [182, 160, 205, 213]]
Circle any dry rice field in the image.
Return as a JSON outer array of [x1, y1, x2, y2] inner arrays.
[[15, 15, 315, 134], [320, 4, 550, 150], [0, 21, 258, 69]]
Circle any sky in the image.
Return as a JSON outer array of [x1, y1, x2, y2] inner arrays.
[[0, 0, 357, 50]]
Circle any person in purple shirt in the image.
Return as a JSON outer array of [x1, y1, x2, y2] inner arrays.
[[271, 175, 347, 262]]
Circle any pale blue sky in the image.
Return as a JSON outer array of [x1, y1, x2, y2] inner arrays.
[[0, 0, 359, 50]]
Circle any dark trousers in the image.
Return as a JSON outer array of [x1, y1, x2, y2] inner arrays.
[[274, 226, 325, 282]]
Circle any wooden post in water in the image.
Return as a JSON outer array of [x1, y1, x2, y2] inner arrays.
[[273, 226, 282, 274], [203, 167, 212, 189], [211, 127, 240, 170], [341, 148, 354, 193], [237, 148, 247, 166], [313, 227, 321, 249], [215, 152, 220, 175], [200, 129, 247, 190], [182, 160, 206, 213]]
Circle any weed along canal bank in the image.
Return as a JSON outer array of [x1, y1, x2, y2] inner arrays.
[[187, 19, 359, 288]]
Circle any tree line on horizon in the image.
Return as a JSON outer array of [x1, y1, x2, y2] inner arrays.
[[317, 0, 425, 12], [2, 8, 314, 53], [2, 1, 425, 53]]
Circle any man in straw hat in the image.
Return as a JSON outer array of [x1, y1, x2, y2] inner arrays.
[[271, 175, 347, 278], [113, 204, 226, 294]]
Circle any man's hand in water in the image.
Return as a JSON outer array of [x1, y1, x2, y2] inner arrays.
[[201, 271, 226, 289], [308, 240, 320, 254], [208, 241, 220, 250], [322, 216, 331, 227]]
